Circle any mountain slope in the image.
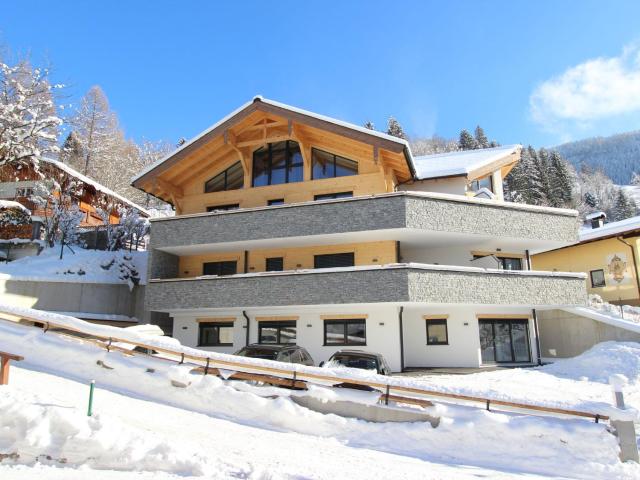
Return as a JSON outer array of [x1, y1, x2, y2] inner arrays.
[[554, 130, 640, 184]]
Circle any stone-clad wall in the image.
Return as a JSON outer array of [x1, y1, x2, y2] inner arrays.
[[146, 267, 586, 312]]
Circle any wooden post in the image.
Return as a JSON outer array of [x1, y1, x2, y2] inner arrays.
[[0, 356, 10, 385]]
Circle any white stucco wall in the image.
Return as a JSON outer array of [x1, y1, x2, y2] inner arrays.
[[399, 177, 468, 195]]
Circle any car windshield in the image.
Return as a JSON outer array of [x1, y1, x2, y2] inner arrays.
[[235, 347, 278, 360], [329, 354, 379, 372]]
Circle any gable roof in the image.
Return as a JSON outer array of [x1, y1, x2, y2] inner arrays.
[[43, 158, 150, 217], [579, 214, 640, 243], [412, 144, 522, 180], [131, 96, 415, 186]]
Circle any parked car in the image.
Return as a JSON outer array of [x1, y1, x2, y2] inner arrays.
[[234, 344, 315, 366], [320, 350, 392, 375]]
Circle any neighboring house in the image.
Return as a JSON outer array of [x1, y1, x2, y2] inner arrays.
[[0, 157, 149, 235], [533, 214, 640, 306], [133, 96, 585, 371]]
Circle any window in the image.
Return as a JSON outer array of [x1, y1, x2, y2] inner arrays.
[[268, 198, 284, 206], [324, 319, 366, 346], [266, 257, 284, 272], [314, 192, 353, 201], [206, 204, 239, 212], [426, 319, 448, 345], [312, 148, 358, 179], [479, 319, 531, 363], [252, 141, 303, 187], [590, 269, 606, 288], [203, 261, 237, 276], [258, 321, 297, 344], [204, 161, 244, 193], [198, 322, 234, 347], [314, 252, 355, 269], [473, 255, 522, 271], [468, 176, 493, 193], [15, 187, 33, 197]]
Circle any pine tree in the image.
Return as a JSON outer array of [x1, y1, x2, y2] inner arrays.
[[583, 192, 600, 209], [474, 126, 489, 149], [612, 190, 637, 221], [458, 129, 477, 150], [59, 131, 84, 170], [386, 117, 406, 139], [535, 148, 553, 205], [631, 172, 640, 186], [548, 150, 573, 207], [363, 121, 375, 130]]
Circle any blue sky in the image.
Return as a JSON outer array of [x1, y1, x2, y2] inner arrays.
[[3, 1, 640, 148]]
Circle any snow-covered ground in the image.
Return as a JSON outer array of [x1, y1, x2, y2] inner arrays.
[[589, 294, 640, 325], [0, 316, 639, 479], [0, 246, 147, 285]]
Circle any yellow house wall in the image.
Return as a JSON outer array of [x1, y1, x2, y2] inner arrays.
[[177, 241, 397, 278], [532, 235, 640, 304]]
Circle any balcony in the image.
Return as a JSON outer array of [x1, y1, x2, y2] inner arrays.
[[148, 192, 579, 255], [146, 263, 586, 312]]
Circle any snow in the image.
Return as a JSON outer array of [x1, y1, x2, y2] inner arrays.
[[0, 200, 30, 215], [579, 213, 640, 241], [412, 144, 521, 180], [0, 246, 147, 285], [41, 158, 149, 217], [0, 316, 638, 479]]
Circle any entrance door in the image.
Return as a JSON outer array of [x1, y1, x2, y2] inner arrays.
[[479, 319, 531, 363]]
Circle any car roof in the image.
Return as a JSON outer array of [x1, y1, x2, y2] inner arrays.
[[244, 344, 298, 351], [331, 350, 382, 358]]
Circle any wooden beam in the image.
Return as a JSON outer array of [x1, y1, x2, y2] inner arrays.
[[156, 178, 183, 198], [236, 134, 290, 149]]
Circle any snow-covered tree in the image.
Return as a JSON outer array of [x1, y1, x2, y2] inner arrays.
[[548, 150, 572, 207], [631, 172, 640, 187], [611, 190, 637, 221], [583, 192, 600, 209], [474, 126, 489, 149], [59, 131, 84, 167], [56, 203, 84, 259], [409, 135, 458, 155], [363, 121, 375, 130], [458, 129, 477, 150], [0, 59, 63, 171], [386, 117, 407, 139]]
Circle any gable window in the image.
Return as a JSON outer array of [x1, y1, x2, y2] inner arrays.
[[468, 176, 493, 193], [203, 261, 237, 276], [252, 141, 303, 187], [312, 148, 358, 179], [206, 204, 239, 212], [258, 321, 297, 344], [426, 319, 448, 345], [198, 322, 234, 346], [314, 192, 353, 201], [204, 161, 244, 193], [266, 257, 284, 272], [314, 252, 355, 269], [324, 319, 366, 346], [590, 269, 606, 288]]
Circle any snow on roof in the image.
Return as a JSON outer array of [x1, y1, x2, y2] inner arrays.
[[0, 199, 30, 214], [131, 96, 413, 183], [584, 211, 606, 221], [579, 214, 640, 242], [42, 158, 150, 217], [412, 144, 521, 180]]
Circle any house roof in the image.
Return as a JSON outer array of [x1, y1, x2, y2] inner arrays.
[[42, 158, 150, 217], [412, 144, 522, 180], [0, 199, 31, 214], [131, 96, 415, 186], [579, 215, 640, 242]]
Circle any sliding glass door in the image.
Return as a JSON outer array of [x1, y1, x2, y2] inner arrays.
[[479, 319, 531, 363]]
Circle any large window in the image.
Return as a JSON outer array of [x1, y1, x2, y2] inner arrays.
[[590, 269, 606, 288], [203, 261, 237, 276], [312, 148, 358, 179], [324, 319, 366, 346], [198, 322, 234, 347], [314, 192, 353, 201], [479, 319, 531, 363], [426, 319, 448, 345], [252, 141, 303, 187], [314, 252, 355, 269], [266, 257, 284, 272], [204, 161, 244, 193], [258, 321, 297, 344]]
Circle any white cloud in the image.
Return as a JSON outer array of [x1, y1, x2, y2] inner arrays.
[[530, 44, 640, 128]]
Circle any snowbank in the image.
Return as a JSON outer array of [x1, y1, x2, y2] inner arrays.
[[0, 247, 147, 285], [589, 294, 640, 325]]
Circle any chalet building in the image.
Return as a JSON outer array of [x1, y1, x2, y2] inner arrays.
[[133, 97, 585, 371], [0, 157, 149, 240], [533, 214, 640, 307]]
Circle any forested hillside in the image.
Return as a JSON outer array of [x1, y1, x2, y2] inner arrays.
[[554, 131, 640, 184]]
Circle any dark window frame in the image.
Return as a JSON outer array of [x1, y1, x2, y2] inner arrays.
[[311, 147, 358, 180], [252, 140, 303, 187], [204, 161, 244, 193], [323, 319, 367, 346], [472, 254, 523, 271], [258, 321, 297, 345], [590, 269, 606, 288], [314, 192, 353, 201], [479, 318, 532, 364], [206, 203, 240, 212], [425, 318, 449, 345], [202, 261, 238, 276], [313, 252, 355, 269], [198, 322, 234, 347], [268, 198, 285, 206], [265, 257, 284, 272]]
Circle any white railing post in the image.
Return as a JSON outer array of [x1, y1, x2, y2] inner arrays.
[[609, 374, 639, 463]]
